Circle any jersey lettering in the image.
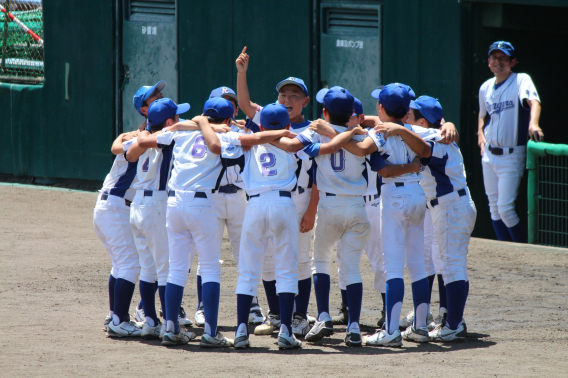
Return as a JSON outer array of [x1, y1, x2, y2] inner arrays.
[[191, 136, 207, 158], [330, 149, 345, 172], [260, 152, 277, 176]]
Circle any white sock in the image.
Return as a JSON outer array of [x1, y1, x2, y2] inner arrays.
[[236, 323, 247, 336], [204, 322, 212, 336], [166, 320, 175, 333], [347, 322, 360, 333], [145, 316, 155, 327], [112, 314, 121, 326], [318, 312, 330, 322], [280, 324, 290, 337], [251, 297, 259, 305], [415, 303, 429, 328], [108, 310, 114, 318]]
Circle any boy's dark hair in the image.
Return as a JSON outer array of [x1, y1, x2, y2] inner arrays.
[[384, 107, 406, 120], [325, 107, 351, 126], [205, 115, 230, 124], [150, 116, 175, 133], [411, 108, 439, 128], [142, 100, 148, 108]]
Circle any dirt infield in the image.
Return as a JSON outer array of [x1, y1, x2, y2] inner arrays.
[[1, 184, 567, 377]]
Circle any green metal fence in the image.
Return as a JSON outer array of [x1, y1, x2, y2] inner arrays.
[[526, 140, 568, 247]]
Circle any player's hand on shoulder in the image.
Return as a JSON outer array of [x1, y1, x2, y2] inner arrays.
[[411, 156, 422, 173], [349, 125, 367, 136], [282, 130, 297, 139], [236, 46, 249, 73], [211, 124, 231, 133], [192, 115, 209, 127], [529, 123, 544, 142], [122, 130, 138, 142], [374, 122, 403, 138], [440, 122, 457, 144], [309, 118, 335, 137]]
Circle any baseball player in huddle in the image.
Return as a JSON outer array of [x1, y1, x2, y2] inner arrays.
[[379, 95, 476, 341], [236, 47, 318, 337], [478, 41, 543, 243], [94, 129, 142, 337]]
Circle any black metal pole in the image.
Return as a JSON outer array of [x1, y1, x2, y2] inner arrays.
[[1, 0, 11, 73]]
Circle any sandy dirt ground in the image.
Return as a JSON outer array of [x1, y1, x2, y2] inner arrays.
[[1, 184, 567, 377]]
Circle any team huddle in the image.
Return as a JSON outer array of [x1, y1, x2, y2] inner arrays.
[[93, 45, 479, 350]]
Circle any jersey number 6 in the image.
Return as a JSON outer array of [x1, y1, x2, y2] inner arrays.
[[260, 152, 277, 176], [191, 136, 207, 158], [330, 149, 345, 172]]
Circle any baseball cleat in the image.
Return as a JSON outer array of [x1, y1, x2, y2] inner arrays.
[[248, 303, 265, 325], [200, 331, 234, 348], [141, 321, 162, 340], [399, 310, 434, 330], [134, 302, 145, 323], [304, 317, 334, 342], [401, 325, 430, 343], [159, 324, 166, 339], [254, 312, 280, 335], [194, 305, 205, 327], [429, 323, 466, 342], [291, 312, 310, 337], [103, 315, 112, 332], [177, 306, 193, 327], [377, 310, 385, 328], [434, 308, 447, 326], [161, 328, 197, 346], [306, 314, 316, 325], [277, 326, 302, 350], [345, 331, 362, 347], [331, 302, 349, 325], [107, 318, 143, 338], [364, 329, 403, 347], [233, 327, 250, 349]]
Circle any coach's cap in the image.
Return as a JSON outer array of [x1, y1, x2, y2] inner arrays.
[[488, 41, 515, 57], [378, 83, 413, 114], [260, 104, 290, 130], [203, 97, 234, 119], [276, 77, 309, 96], [147, 98, 190, 127], [316, 86, 354, 116], [410, 96, 443, 126], [209, 86, 238, 104], [353, 97, 364, 116], [133, 80, 166, 116]]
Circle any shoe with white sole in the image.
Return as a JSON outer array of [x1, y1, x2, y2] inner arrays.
[[377, 310, 385, 328], [248, 303, 264, 325], [305, 317, 334, 342], [331, 303, 348, 325], [307, 314, 316, 324], [194, 305, 205, 327], [233, 327, 250, 349], [134, 303, 145, 323], [434, 308, 447, 326], [141, 321, 162, 340], [429, 322, 466, 342], [399, 310, 434, 330], [177, 306, 193, 327], [402, 325, 429, 343], [159, 324, 166, 339], [200, 331, 234, 348], [103, 315, 112, 332], [107, 317, 143, 338], [345, 331, 362, 347], [364, 329, 403, 347], [291, 312, 310, 337], [161, 328, 196, 346], [278, 326, 302, 350], [254, 312, 280, 335]]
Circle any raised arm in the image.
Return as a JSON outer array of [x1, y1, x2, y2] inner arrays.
[[318, 126, 365, 155], [166, 120, 230, 133], [238, 130, 296, 146], [194, 116, 221, 155], [236, 47, 259, 119], [111, 131, 138, 155], [439, 122, 459, 144], [270, 137, 306, 153]]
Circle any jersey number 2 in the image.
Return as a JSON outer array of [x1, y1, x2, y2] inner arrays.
[[330, 149, 345, 172], [260, 153, 277, 176], [191, 136, 207, 158]]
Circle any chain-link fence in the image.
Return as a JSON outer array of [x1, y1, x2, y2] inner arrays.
[[0, 0, 43, 83]]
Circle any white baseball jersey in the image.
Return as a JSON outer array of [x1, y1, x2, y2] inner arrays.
[[156, 130, 242, 191], [100, 143, 139, 201], [222, 131, 298, 195], [218, 125, 247, 189], [420, 141, 468, 200], [125, 137, 174, 191], [479, 72, 540, 147], [297, 124, 368, 195]]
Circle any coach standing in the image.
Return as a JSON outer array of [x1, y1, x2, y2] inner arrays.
[[477, 41, 544, 243]]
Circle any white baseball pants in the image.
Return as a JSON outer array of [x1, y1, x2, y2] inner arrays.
[[428, 189, 477, 284], [481, 146, 526, 227], [262, 188, 313, 282], [166, 191, 220, 287], [130, 190, 169, 286], [381, 182, 427, 283], [338, 195, 385, 292], [424, 208, 441, 276], [312, 194, 370, 286], [236, 191, 299, 296], [93, 193, 140, 284]]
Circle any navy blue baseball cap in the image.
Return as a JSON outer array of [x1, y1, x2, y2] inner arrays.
[[316, 86, 354, 116], [488, 41, 515, 57], [276, 77, 309, 96], [260, 104, 290, 130], [410, 96, 443, 126], [133, 80, 166, 116], [353, 97, 364, 116], [209, 86, 238, 104], [203, 97, 234, 119], [147, 98, 190, 127], [377, 83, 413, 115]]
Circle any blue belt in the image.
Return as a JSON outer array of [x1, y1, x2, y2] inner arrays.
[[249, 191, 291, 199], [168, 190, 208, 199], [217, 185, 240, 194], [430, 188, 466, 208]]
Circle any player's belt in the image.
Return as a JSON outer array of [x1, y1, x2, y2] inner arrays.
[[143, 190, 165, 196], [488, 145, 514, 155], [395, 182, 404, 187], [168, 190, 208, 199], [297, 187, 305, 194], [326, 192, 336, 197], [249, 191, 292, 199], [363, 194, 379, 203], [430, 188, 467, 208], [217, 184, 241, 194], [100, 193, 131, 207]]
